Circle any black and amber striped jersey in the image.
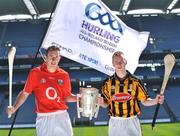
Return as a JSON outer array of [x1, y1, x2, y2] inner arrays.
[[101, 71, 149, 118]]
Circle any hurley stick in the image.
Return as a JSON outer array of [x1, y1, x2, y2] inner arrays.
[[152, 54, 175, 129], [8, 47, 16, 118]]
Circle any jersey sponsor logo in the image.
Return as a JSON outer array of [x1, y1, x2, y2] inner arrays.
[[45, 87, 61, 103], [112, 93, 132, 102]]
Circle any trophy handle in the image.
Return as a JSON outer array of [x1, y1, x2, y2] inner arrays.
[[89, 96, 94, 120], [94, 93, 101, 118], [94, 105, 99, 118], [89, 113, 93, 120], [77, 94, 81, 118]]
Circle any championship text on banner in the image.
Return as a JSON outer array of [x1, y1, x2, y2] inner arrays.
[[41, 0, 150, 75]]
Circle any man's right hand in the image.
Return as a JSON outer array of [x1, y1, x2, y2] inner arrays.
[[6, 106, 16, 117], [98, 97, 108, 108], [6, 90, 29, 118]]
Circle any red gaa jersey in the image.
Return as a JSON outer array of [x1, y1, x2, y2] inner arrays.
[[24, 63, 71, 113]]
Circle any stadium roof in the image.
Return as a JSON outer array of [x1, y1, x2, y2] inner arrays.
[[0, 0, 180, 21]]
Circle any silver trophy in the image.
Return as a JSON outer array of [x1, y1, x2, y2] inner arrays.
[[77, 87, 99, 120]]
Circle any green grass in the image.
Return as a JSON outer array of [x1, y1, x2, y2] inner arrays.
[[1, 123, 180, 136], [142, 123, 180, 136]]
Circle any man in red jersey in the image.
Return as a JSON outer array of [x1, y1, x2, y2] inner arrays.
[[6, 45, 77, 136]]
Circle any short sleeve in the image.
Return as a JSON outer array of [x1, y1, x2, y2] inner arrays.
[[101, 81, 111, 104], [24, 69, 38, 94], [62, 73, 71, 98], [137, 80, 149, 101]]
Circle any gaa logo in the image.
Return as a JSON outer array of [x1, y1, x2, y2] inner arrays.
[[85, 3, 123, 34]]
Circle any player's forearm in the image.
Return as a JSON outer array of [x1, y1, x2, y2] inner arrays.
[[141, 98, 157, 106], [13, 91, 29, 111], [66, 93, 77, 102], [141, 95, 164, 106], [98, 97, 109, 108]]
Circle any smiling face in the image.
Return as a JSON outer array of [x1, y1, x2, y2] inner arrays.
[[45, 46, 61, 72], [112, 51, 127, 72]]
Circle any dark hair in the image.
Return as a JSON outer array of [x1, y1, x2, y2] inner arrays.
[[46, 45, 60, 55]]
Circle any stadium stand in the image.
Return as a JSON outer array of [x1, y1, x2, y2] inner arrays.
[[0, 15, 180, 127]]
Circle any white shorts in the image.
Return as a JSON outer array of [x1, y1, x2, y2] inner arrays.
[[36, 110, 73, 136], [108, 116, 142, 136]]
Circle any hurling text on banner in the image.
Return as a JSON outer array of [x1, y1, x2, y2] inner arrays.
[[41, 0, 150, 75]]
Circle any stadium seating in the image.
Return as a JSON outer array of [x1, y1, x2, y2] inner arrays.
[[0, 16, 180, 126]]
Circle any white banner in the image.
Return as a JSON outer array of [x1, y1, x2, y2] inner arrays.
[[41, 0, 150, 75]]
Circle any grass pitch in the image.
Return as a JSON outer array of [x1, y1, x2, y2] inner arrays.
[[1, 123, 180, 136]]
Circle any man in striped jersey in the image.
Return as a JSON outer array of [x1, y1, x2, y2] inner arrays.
[[98, 51, 164, 136]]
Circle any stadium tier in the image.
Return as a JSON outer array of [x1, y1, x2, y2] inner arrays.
[[0, 15, 180, 127]]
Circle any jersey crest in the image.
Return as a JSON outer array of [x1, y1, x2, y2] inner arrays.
[[58, 79, 63, 85], [41, 78, 46, 84], [128, 84, 132, 92], [111, 85, 115, 93]]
